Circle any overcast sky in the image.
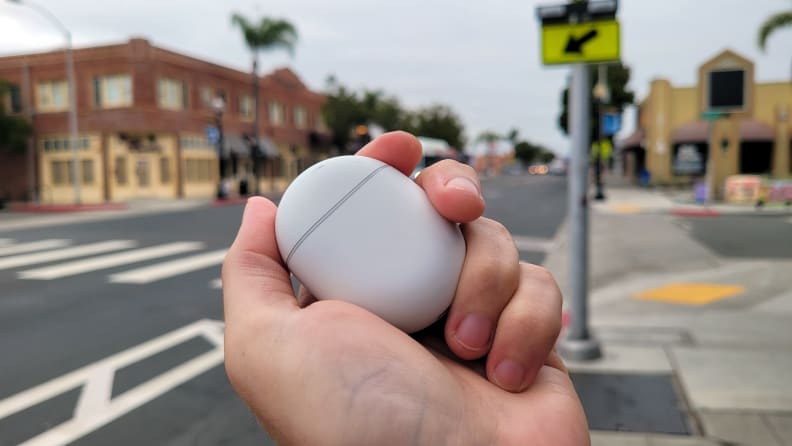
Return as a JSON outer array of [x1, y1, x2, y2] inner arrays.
[[1, 0, 790, 153]]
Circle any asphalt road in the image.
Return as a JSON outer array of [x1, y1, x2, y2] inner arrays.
[[0, 173, 567, 446]]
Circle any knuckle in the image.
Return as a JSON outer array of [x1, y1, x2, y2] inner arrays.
[[521, 263, 560, 290]]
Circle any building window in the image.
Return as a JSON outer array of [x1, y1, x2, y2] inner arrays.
[[160, 157, 171, 184], [51, 160, 68, 185], [94, 75, 132, 108], [3, 84, 22, 113], [81, 159, 94, 184], [185, 159, 213, 182], [200, 86, 214, 108], [180, 136, 213, 151], [239, 95, 254, 121], [294, 106, 307, 129], [115, 156, 128, 185], [158, 78, 187, 110], [42, 136, 92, 152], [36, 80, 69, 112], [268, 101, 284, 126]]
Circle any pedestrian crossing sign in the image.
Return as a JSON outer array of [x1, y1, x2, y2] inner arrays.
[[541, 20, 620, 65]]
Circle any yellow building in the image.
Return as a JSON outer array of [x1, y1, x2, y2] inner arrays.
[[621, 50, 791, 198]]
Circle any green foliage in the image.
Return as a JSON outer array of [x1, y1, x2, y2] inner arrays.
[[514, 140, 555, 165], [557, 62, 634, 138], [476, 130, 501, 143], [402, 105, 466, 150], [0, 81, 32, 153], [757, 9, 792, 50], [231, 13, 298, 56], [321, 77, 466, 151]]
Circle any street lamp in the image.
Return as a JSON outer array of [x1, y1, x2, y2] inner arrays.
[[7, 0, 81, 204], [211, 96, 226, 199]]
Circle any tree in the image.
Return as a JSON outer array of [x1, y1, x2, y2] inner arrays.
[[758, 3, 792, 51], [513, 140, 555, 165], [321, 78, 466, 151], [476, 130, 501, 143], [0, 81, 32, 154], [403, 105, 466, 150], [557, 62, 634, 139], [322, 77, 366, 150], [231, 12, 298, 192], [513, 141, 540, 164]]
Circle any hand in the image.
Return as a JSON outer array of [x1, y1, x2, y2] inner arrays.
[[222, 131, 589, 446]]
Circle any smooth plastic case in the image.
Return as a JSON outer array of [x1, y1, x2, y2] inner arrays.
[[275, 156, 466, 333]]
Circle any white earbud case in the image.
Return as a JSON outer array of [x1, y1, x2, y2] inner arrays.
[[275, 155, 466, 333]]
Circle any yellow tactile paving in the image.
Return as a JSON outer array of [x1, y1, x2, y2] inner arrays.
[[610, 204, 642, 213], [635, 283, 745, 305]]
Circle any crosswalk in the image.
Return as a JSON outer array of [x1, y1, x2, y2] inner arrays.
[[0, 238, 226, 288]]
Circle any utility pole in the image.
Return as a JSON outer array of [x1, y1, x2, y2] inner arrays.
[[536, 0, 619, 361], [560, 61, 602, 360]]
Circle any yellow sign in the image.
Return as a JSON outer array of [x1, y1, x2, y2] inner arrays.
[[541, 20, 620, 65]]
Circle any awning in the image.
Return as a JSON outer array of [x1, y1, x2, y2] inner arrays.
[[740, 119, 774, 142], [672, 119, 775, 144], [223, 134, 280, 158], [672, 121, 708, 144], [618, 129, 644, 149]]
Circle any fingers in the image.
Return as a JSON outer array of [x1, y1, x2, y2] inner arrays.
[[222, 197, 299, 330], [485, 264, 563, 392], [415, 159, 485, 223], [357, 131, 484, 223], [355, 131, 423, 177], [444, 218, 520, 360]]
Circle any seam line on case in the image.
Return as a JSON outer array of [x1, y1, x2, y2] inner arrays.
[[285, 164, 389, 264]]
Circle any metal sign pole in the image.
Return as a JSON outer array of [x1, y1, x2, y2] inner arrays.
[[559, 62, 602, 360]]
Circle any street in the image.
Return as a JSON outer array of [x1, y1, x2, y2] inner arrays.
[[0, 174, 567, 446]]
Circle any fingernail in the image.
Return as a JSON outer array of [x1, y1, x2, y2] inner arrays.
[[493, 359, 526, 391], [453, 314, 492, 351], [445, 177, 480, 196]]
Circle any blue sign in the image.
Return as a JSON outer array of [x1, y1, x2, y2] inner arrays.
[[206, 125, 220, 145], [601, 113, 621, 136]]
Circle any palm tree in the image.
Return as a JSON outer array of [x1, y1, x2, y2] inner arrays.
[[231, 13, 298, 194], [757, 4, 792, 51]]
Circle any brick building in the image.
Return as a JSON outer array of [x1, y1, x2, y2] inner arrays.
[[0, 37, 331, 204]]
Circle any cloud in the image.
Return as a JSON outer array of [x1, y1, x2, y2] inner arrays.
[[1, 0, 790, 154]]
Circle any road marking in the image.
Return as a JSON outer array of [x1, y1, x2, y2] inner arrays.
[[0, 240, 137, 270], [512, 235, 554, 253], [18, 242, 204, 280], [610, 204, 642, 214], [635, 283, 745, 305], [0, 319, 225, 446], [0, 238, 13, 246], [210, 278, 222, 289], [109, 249, 227, 284], [0, 239, 70, 257]]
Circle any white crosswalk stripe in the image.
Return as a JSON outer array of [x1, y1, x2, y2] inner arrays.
[[0, 239, 70, 256], [18, 242, 204, 280], [0, 238, 13, 246], [0, 240, 137, 270], [109, 249, 227, 284]]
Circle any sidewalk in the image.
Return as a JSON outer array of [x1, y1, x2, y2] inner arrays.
[[546, 193, 792, 445], [592, 183, 792, 217]]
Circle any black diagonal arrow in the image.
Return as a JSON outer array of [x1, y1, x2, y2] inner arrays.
[[564, 29, 598, 54]]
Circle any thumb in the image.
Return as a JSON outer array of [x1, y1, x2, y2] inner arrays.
[[222, 197, 298, 330]]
